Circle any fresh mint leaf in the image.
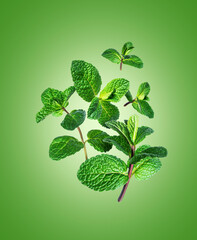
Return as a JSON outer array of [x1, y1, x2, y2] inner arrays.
[[100, 78, 130, 102], [104, 135, 131, 156], [137, 82, 150, 100], [102, 48, 121, 64], [127, 115, 139, 143], [123, 55, 143, 68], [36, 106, 53, 123], [52, 109, 64, 117], [98, 101, 119, 127], [49, 136, 84, 160], [125, 90, 133, 102], [77, 154, 129, 191], [87, 97, 102, 120], [105, 120, 133, 147], [135, 126, 154, 145], [63, 86, 75, 102], [87, 130, 112, 152], [132, 99, 154, 118], [41, 88, 64, 108], [122, 42, 134, 55], [132, 157, 162, 181], [61, 109, 86, 130], [135, 145, 151, 155], [71, 60, 102, 102]]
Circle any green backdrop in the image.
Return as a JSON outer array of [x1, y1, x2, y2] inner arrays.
[[1, 1, 196, 239]]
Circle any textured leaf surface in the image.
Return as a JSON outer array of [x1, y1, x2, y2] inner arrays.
[[36, 106, 53, 123], [132, 100, 154, 118], [98, 101, 119, 127], [100, 78, 130, 102], [135, 145, 150, 155], [137, 82, 150, 100], [87, 97, 102, 120], [71, 60, 102, 102], [132, 157, 162, 180], [105, 120, 132, 146], [61, 109, 86, 130], [102, 48, 121, 64], [122, 42, 134, 55], [135, 126, 154, 145], [127, 115, 139, 143], [87, 130, 112, 152], [77, 154, 129, 191], [104, 135, 131, 156], [49, 136, 84, 160], [63, 86, 75, 102], [123, 55, 143, 68]]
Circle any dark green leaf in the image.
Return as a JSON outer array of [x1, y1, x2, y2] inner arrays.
[[102, 48, 121, 64], [135, 145, 150, 155], [36, 106, 53, 123], [123, 55, 143, 68], [100, 78, 130, 102], [122, 42, 134, 55], [77, 154, 129, 191], [132, 100, 154, 118], [63, 86, 75, 102], [71, 60, 102, 102], [61, 109, 86, 130], [87, 130, 112, 152], [135, 126, 154, 145], [125, 90, 133, 102], [49, 136, 84, 160], [137, 82, 150, 100], [87, 97, 102, 120]]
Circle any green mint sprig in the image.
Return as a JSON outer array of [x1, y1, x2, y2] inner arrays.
[[36, 41, 168, 202], [102, 42, 143, 70]]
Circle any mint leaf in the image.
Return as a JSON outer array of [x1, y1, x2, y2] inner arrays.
[[36, 106, 53, 123], [137, 82, 150, 100], [102, 48, 121, 64], [41, 88, 64, 108], [100, 78, 130, 102], [127, 115, 139, 143], [71, 60, 102, 102], [105, 120, 133, 147], [63, 86, 75, 102], [122, 42, 134, 55], [61, 109, 86, 130], [98, 101, 119, 127], [104, 135, 131, 156], [77, 154, 129, 191], [135, 126, 154, 145], [125, 90, 133, 102], [52, 109, 64, 117], [87, 130, 112, 152], [135, 145, 150, 155], [87, 97, 102, 120], [49, 136, 84, 160], [132, 100, 154, 118], [123, 55, 143, 68], [132, 157, 162, 181]]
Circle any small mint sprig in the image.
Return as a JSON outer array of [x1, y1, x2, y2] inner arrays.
[[102, 42, 143, 70]]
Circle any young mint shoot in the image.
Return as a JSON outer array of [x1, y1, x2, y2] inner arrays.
[[36, 41, 168, 202]]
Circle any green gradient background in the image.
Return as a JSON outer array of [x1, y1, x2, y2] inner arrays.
[[1, 1, 196, 239]]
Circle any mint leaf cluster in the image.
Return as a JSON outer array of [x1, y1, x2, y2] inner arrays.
[[36, 41, 168, 202]]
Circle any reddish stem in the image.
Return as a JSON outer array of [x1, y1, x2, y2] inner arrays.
[[120, 59, 123, 70]]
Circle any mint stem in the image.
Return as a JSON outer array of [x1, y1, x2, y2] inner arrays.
[[118, 145, 135, 202], [62, 107, 88, 160], [120, 58, 123, 70], [124, 98, 136, 107]]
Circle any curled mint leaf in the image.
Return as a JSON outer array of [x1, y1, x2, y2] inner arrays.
[[61, 109, 86, 130], [100, 78, 130, 102], [137, 82, 150, 100], [87, 130, 112, 152], [87, 97, 102, 120], [122, 42, 134, 55], [102, 48, 121, 64], [49, 136, 84, 160], [71, 60, 102, 102], [77, 154, 129, 191]]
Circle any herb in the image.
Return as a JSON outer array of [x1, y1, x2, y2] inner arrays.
[[102, 42, 143, 70], [36, 41, 168, 202]]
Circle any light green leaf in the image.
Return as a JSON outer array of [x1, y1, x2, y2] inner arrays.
[[122, 42, 134, 55], [123, 55, 143, 68], [49, 136, 84, 160], [135, 126, 154, 145], [102, 48, 121, 64], [87, 130, 112, 152], [137, 82, 150, 100], [105, 120, 132, 147], [98, 101, 119, 127], [132, 100, 154, 118], [104, 135, 131, 156], [36, 106, 53, 123], [52, 109, 64, 117], [100, 78, 130, 102], [61, 109, 86, 130], [127, 115, 139, 143], [77, 154, 129, 191], [87, 97, 102, 120], [71, 60, 102, 102], [132, 157, 162, 181]]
